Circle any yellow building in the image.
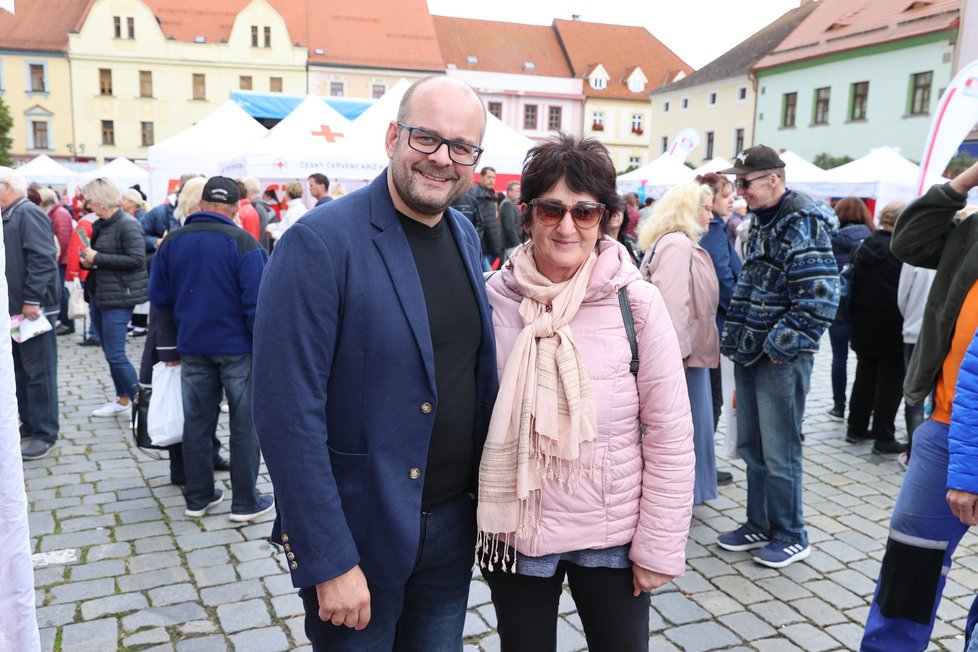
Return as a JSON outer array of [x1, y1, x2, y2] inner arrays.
[[0, 3, 87, 161], [67, 0, 307, 162]]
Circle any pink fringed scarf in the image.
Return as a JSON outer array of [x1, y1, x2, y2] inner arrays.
[[476, 245, 599, 571]]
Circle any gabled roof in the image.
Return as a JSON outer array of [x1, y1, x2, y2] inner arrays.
[[431, 16, 573, 77], [553, 18, 690, 100], [755, 0, 960, 71], [0, 0, 93, 52], [652, 1, 820, 95], [144, 0, 306, 46]]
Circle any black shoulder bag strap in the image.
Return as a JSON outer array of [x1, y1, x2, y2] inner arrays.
[[618, 284, 639, 377]]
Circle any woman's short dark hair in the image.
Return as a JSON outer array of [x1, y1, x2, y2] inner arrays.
[[695, 172, 732, 199], [834, 196, 875, 232], [519, 133, 625, 234]]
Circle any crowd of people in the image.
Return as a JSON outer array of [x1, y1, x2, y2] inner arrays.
[[3, 74, 978, 652]]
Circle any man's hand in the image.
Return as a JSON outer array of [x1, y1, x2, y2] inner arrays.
[[946, 489, 978, 527], [21, 304, 42, 321], [632, 564, 673, 596], [315, 565, 371, 630]]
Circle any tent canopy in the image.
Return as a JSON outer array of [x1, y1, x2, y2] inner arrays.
[[77, 157, 149, 191], [617, 153, 696, 198], [692, 157, 731, 176], [17, 155, 78, 187]]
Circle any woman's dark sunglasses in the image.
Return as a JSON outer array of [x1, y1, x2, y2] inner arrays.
[[529, 199, 606, 227]]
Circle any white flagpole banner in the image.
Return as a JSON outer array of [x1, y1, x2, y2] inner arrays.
[[0, 205, 41, 652], [916, 58, 978, 195]]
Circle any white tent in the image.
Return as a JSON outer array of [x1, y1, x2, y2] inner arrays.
[[16, 155, 78, 189], [76, 157, 149, 191], [148, 100, 267, 204], [221, 95, 353, 181], [692, 157, 731, 176], [617, 153, 696, 198], [779, 150, 828, 184]]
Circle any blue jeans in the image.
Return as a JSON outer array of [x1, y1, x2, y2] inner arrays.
[[734, 354, 813, 545], [57, 266, 74, 330], [181, 353, 260, 513], [299, 492, 476, 652], [861, 419, 978, 651], [89, 297, 137, 399], [13, 315, 59, 443], [828, 321, 850, 411]]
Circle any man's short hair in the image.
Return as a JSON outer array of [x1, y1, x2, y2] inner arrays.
[[480, 167, 496, 176], [308, 173, 329, 190], [0, 167, 27, 195], [506, 181, 520, 191]]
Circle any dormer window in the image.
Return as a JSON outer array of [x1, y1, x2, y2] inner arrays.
[[591, 76, 606, 90], [523, 61, 536, 71], [628, 78, 643, 93], [467, 55, 478, 65]]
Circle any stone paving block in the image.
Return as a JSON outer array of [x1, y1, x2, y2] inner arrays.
[[27, 511, 56, 536], [218, 598, 272, 633], [34, 602, 77, 628], [39, 528, 111, 552], [114, 519, 170, 541], [38, 626, 56, 652], [201, 579, 265, 606], [467, 578, 492, 607], [32, 565, 67, 586], [117, 486, 154, 500], [664, 620, 741, 651], [263, 573, 297, 597], [118, 506, 163, 524], [55, 503, 104, 519], [671, 569, 713, 594], [34, 496, 81, 511], [179, 620, 219, 636], [690, 589, 743, 617], [271, 593, 304, 619], [60, 617, 119, 652], [70, 558, 126, 582], [85, 541, 132, 561], [477, 633, 501, 652], [719, 611, 777, 641], [780, 622, 842, 651], [747, 600, 805, 627], [751, 637, 805, 652], [236, 557, 282, 580], [121, 601, 209, 631], [229, 539, 277, 562], [135, 535, 178, 554], [818, 538, 868, 564], [231, 626, 290, 652], [686, 556, 735, 578], [186, 545, 231, 568], [149, 583, 200, 606], [283, 615, 308, 647], [555, 616, 587, 651], [118, 566, 190, 592], [647, 635, 682, 651], [650, 591, 711, 625], [176, 528, 246, 550], [557, 589, 575, 615], [825, 621, 866, 649], [805, 549, 847, 573], [129, 551, 182, 574], [476, 604, 497, 629], [648, 604, 667, 632], [176, 635, 229, 652], [49, 577, 116, 604], [61, 514, 117, 532], [755, 576, 812, 601], [713, 575, 774, 605], [826, 568, 878, 597], [123, 627, 171, 648], [463, 611, 491, 638], [193, 562, 239, 587], [805, 579, 863, 609], [82, 492, 118, 505], [791, 596, 847, 626]]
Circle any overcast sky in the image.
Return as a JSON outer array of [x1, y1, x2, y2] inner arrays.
[[426, 0, 803, 70]]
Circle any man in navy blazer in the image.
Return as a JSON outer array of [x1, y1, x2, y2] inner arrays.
[[253, 76, 498, 651]]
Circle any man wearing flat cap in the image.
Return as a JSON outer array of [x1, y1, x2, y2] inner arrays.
[[714, 146, 839, 569], [148, 176, 272, 522]]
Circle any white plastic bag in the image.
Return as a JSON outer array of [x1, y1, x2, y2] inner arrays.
[[67, 279, 87, 320], [147, 361, 183, 447], [720, 357, 740, 460]]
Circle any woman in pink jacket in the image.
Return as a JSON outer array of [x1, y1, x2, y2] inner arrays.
[[477, 134, 694, 652], [637, 182, 721, 505]]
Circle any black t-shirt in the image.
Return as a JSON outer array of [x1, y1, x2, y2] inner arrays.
[[398, 212, 482, 509]]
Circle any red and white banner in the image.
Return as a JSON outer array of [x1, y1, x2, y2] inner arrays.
[[917, 58, 978, 195]]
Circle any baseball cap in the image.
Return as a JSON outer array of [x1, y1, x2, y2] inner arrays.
[[201, 176, 240, 204], [719, 146, 786, 175]]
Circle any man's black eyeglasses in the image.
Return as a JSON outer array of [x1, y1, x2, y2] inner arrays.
[[735, 173, 773, 191], [396, 122, 484, 166], [529, 199, 606, 227]]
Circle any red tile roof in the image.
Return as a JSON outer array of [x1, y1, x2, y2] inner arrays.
[[756, 0, 960, 70], [552, 18, 692, 100], [0, 0, 93, 52], [431, 16, 573, 77]]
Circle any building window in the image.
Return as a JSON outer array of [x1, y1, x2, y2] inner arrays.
[[590, 76, 606, 90], [629, 155, 641, 168], [734, 128, 744, 155], [591, 111, 604, 130], [240, 76, 252, 90], [330, 81, 344, 97], [371, 83, 385, 99], [99, 68, 112, 96], [523, 104, 537, 130], [663, 100, 670, 113], [781, 92, 797, 128], [28, 63, 46, 93], [264, 26, 271, 47], [101, 120, 115, 146], [910, 71, 932, 115], [141, 121, 154, 147], [31, 121, 49, 149], [850, 81, 869, 121], [548, 106, 562, 131], [139, 70, 153, 97], [705, 131, 715, 159], [737, 86, 747, 102], [631, 114, 644, 134], [813, 87, 830, 125], [661, 136, 668, 153], [127, 17, 134, 39], [251, 26, 259, 47], [708, 91, 718, 106], [627, 78, 643, 93], [192, 74, 206, 100], [680, 97, 689, 111], [114, 16, 121, 38], [487, 102, 502, 119], [270, 77, 283, 92]]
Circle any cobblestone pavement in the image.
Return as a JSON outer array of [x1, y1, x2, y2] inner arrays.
[[22, 332, 978, 651]]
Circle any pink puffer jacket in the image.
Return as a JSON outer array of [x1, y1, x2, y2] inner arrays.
[[485, 239, 695, 577]]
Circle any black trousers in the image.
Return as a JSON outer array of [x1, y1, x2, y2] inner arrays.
[[482, 562, 650, 652], [847, 352, 906, 441]]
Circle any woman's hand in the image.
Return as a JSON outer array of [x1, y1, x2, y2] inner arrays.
[[81, 247, 97, 266], [632, 564, 673, 596]]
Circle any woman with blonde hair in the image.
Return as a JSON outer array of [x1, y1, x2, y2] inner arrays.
[[174, 177, 206, 225], [638, 182, 721, 504], [266, 180, 307, 242]]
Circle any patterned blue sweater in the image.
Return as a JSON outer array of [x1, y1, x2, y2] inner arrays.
[[720, 191, 840, 366]]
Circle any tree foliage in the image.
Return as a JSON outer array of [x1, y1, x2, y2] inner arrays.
[[812, 152, 854, 170], [0, 96, 13, 167], [946, 152, 978, 177]]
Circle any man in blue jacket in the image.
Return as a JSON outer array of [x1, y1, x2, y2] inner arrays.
[[148, 176, 270, 522], [253, 76, 497, 651]]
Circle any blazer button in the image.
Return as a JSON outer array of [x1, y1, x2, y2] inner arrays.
[[283, 543, 292, 552], [289, 561, 298, 571], [281, 533, 290, 543], [408, 467, 422, 480], [420, 402, 432, 414], [286, 552, 296, 561]]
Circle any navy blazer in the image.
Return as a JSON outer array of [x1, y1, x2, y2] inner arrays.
[[252, 172, 498, 589]]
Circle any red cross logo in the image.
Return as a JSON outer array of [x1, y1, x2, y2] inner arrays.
[[274, 160, 285, 169], [311, 125, 344, 143]]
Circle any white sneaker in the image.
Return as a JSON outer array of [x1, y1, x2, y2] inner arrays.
[[92, 400, 130, 417]]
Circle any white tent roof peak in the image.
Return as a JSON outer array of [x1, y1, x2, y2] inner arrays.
[[261, 95, 353, 142], [779, 150, 828, 183], [77, 157, 149, 189], [17, 155, 78, 185], [149, 100, 266, 153]]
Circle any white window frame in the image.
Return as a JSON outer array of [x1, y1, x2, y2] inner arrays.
[[628, 155, 641, 167], [25, 60, 48, 95], [590, 76, 606, 90], [736, 85, 748, 103], [680, 96, 689, 111], [708, 90, 718, 106], [631, 114, 644, 133], [25, 106, 54, 151], [591, 111, 604, 128], [662, 100, 670, 113], [627, 78, 643, 93]]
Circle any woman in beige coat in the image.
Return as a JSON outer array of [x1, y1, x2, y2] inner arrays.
[[638, 182, 720, 503]]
